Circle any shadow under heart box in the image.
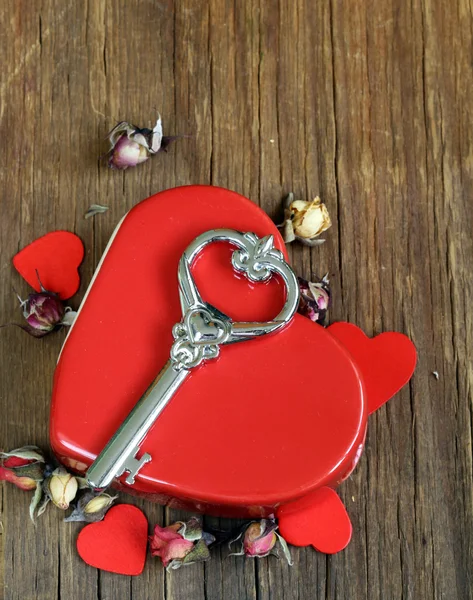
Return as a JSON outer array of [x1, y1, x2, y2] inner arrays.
[[50, 185, 416, 554]]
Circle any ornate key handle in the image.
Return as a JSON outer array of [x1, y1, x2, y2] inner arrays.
[[173, 229, 300, 370], [86, 230, 299, 491]]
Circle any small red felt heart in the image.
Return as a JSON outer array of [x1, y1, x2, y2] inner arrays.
[[328, 322, 417, 414], [76, 504, 148, 575], [13, 231, 84, 300], [277, 487, 352, 554]]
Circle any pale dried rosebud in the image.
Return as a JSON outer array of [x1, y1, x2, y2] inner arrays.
[[0, 446, 45, 491], [243, 521, 277, 557], [277, 193, 332, 246], [229, 519, 292, 564], [106, 114, 181, 170], [291, 197, 331, 239], [44, 467, 78, 510], [64, 491, 117, 523], [298, 274, 331, 324], [84, 494, 114, 514], [150, 517, 215, 571]]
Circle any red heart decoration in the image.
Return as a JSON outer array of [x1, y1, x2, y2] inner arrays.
[[51, 187, 367, 514], [277, 487, 352, 554], [76, 504, 148, 575], [327, 322, 417, 414], [13, 231, 84, 300]]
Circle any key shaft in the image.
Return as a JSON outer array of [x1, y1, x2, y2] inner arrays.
[[86, 362, 189, 490]]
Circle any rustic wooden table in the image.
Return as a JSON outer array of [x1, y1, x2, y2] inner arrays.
[[1, 1, 472, 599]]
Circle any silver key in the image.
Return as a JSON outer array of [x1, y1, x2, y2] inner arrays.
[[86, 229, 300, 491]]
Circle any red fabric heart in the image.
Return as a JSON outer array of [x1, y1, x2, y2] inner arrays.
[[13, 231, 84, 300], [328, 322, 417, 414], [277, 487, 352, 554], [76, 504, 148, 575]]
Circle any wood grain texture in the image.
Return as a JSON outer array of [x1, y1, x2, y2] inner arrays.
[[0, 0, 472, 598]]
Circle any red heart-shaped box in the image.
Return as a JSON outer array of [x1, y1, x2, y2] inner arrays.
[[50, 186, 415, 550]]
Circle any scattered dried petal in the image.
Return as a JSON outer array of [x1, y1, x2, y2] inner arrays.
[[84, 204, 109, 219]]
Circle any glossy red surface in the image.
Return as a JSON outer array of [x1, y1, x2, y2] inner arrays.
[[328, 322, 417, 415], [50, 186, 367, 516]]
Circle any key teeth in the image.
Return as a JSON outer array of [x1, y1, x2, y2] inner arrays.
[[124, 452, 152, 485], [125, 472, 136, 485]]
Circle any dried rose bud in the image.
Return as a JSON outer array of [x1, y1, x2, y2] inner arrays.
[[244, 521, 277, 557], [106, 114, 181, 170], [291, 197, 331, 239], [277, 193, 332, 246], [298, 274, 331, 324], [229, 519, 292, 564], [15, 290, 77, 338], [65, 491, 117, 523], [150, 516, 215, 571], [43, 467, 78, 510], [7, 272, 77, 338], [0, 446, 45, 491]]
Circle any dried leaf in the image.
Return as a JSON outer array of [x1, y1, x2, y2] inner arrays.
[[75, 476, 90, 490], [295, 236, 326, 247], [29, 482, 44, 524], [178, 516, 204, 542], [1, 446, 45, 463], [61, 310, 77, 327], [276, 532, 293, 566]]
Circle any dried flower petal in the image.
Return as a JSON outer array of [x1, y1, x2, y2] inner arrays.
[[298, 275, 331, 324], [84, 204, 109, 219], [106, 114, 182, 170]]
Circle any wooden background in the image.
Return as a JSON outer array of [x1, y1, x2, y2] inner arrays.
[[0, 0, 472, 598]]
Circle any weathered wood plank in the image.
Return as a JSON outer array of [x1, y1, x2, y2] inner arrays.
[[0, 0, 472, 599]]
